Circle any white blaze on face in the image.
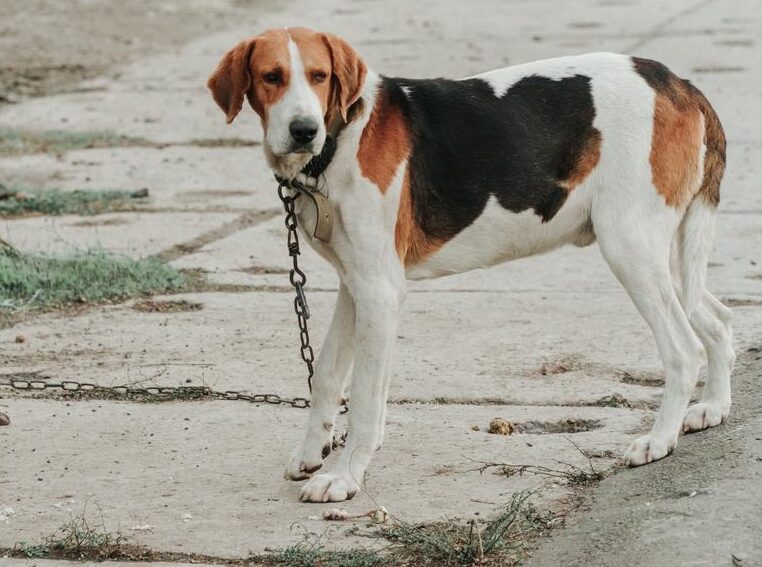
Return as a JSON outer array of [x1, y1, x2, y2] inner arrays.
[[265, 36, 327, 157]]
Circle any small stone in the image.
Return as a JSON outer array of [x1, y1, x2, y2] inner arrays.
[[0, 413, 9, 426], [14, 335, 25, 343], [488, 417, 514, 436]]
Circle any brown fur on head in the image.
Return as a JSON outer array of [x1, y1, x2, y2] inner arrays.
[[207, 28, 367, 172]]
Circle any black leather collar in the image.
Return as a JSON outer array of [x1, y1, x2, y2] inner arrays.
[[300, 134, 337, 180]]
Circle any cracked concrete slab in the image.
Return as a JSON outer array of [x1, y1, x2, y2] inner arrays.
[[1, 212, 238, 259], [0, 399, 646, 556], [0, 147, 275, 213], [2, 289, 761, 407], [0, 289, 662, 407]]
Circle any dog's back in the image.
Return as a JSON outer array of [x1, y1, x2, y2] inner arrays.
[[382, 52, 725, 279]]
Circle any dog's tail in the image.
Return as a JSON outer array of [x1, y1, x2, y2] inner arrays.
[[676, 91, 725, 315]]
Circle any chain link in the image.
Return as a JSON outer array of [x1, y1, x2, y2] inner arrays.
[[0, 378, 312, 408]]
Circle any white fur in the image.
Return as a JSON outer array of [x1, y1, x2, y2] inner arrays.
[[274, 54, 733, 501]]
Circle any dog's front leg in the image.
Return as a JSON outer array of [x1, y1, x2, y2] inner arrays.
[[299, 275, 403, 502], [286, 283, 355, 480]]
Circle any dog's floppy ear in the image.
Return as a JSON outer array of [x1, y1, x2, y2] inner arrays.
[[207, 39, 257, 124], [322, 33, 367, 123]]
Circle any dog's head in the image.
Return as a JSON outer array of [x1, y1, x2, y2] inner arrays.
[[208, 27, 366, 177]]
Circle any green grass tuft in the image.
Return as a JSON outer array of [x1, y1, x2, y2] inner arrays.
[[0, 128, 150, 157], [276, 536, 384, 567], [0, 187, 148, 217], [0, 249, 186, 312]]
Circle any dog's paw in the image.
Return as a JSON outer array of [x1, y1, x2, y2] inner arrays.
[[624, 433, 675, 467], [682, 402, 728, 433], [299, 472, 359, 503], [285, 452, 325, 481]]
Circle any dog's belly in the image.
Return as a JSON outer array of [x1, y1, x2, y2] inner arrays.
[[406, 188, 593, 280]]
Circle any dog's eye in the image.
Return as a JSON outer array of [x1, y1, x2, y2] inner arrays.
[[263, 71, 282, 85], [312, 71, 328, 84]]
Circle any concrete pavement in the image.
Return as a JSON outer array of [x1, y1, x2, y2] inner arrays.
[[1, 0, 761, 563]]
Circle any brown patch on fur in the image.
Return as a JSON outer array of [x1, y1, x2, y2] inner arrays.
[[357, 88, 441, 266], [395, 169, 445, 266], [693, 91, 726, 206], [651, 93, 703, 207], [358, 88, 411, 192], [561, 129, 602, 189], [207, 38, 258, 123], [321, 32, 368, 124], [633, 57, 726, 208]]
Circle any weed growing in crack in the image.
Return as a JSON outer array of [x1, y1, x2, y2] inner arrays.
[[383, 491, 552, 565], [16, 507, 127, 561], [470, 437, 605, 487]]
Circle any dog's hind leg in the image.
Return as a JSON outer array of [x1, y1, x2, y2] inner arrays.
[[681, 295, 734, 432], [669, 201, 735, 432], [676, 204, 735, 433], [594, 198, 704, 466], [285, 283, 356, 480]]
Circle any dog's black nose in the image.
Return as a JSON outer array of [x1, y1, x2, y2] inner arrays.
[[289, 118, 318, 145]]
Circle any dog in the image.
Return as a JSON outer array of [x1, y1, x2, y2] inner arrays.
[[208, 27, 734, 503]]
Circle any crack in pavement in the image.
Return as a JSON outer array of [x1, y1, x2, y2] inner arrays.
[[156, 209, 279, 262], [624, 0, 718, 53]]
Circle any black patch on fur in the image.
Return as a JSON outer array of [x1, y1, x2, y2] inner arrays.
[[632, 57, 674, 92], [381, 73, 598, 240]]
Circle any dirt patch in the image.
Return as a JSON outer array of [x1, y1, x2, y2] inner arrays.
[[616, 369, 665, 387], [70, 217, 130, 227], [182, 189, 252, 199], [484, 417, 603, 436], [0, 0, 271, 105], [692, 65, 745, 73], [722, 297, 762, 307], [514, 419, 603, 434], [242, 265, 291, 275], [589, 393, 636, 408], [132, 299, 203, 313], [184, 138, 261, 148], [536, 355, 584, 375]]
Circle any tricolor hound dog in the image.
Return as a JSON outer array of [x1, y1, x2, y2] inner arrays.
[[208, 27, 734, 503]]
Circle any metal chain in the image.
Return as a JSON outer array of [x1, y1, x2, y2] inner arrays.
[[0, 378, 311, 408], [0, 180, 325, 413], [277, 179, 316, 393]]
